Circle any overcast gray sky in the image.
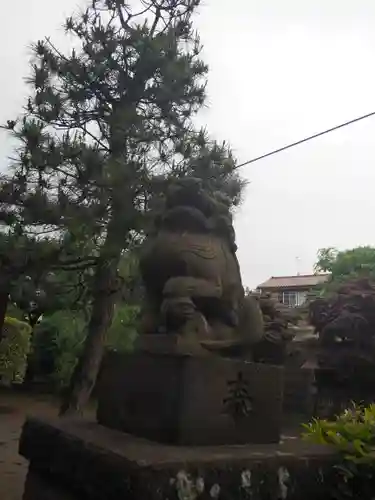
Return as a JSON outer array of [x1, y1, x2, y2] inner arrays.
[[1, 1, 375, 289]]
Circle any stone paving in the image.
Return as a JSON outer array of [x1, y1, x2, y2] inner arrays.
[[0, 390, 98, 500], [0, 391, 61, 500]]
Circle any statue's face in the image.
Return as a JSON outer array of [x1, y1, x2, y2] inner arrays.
[[172, 301, 196, 319], [163, 298, 196, 320]]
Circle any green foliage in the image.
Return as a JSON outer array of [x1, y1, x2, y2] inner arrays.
[[0, 0, 246, 412], [0, 316, 32, 384], [31, 303, 138, 388], [0, 0, 243, 244], [303, 403, 375, 499], [310, 247, 375, 309], [0, 233, 60, 333], [11, 265, 94, 327], [303, 403, 375, 461], [0, 232, 59, 276], [5, 302, 26, 321], [0, 229, 96, 338], [314, 247, 338, 273], [117, 252, 144, 304], [315, 246, 375, 290], [106, 304, 139, 352], [32, 310, 86, 389]]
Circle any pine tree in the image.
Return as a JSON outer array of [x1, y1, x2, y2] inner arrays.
[[0, 227, 65, 339], [0, 203, 97, 339], [0, 0, 245, 414]]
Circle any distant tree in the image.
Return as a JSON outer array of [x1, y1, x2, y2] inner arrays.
[[314, 247, 338, 274], [309, 246, 375, 337], [0, 0, 245, 414], [314, 246, 375, 288]]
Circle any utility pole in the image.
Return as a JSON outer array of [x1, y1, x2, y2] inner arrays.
[[295, 256, 301, 276]]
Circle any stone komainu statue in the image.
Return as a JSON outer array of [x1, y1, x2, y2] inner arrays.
[[138, 177, 264, 356]]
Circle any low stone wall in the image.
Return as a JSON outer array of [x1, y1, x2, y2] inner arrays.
[[23, 471, 77, 500], [19, 417, 337, 500]]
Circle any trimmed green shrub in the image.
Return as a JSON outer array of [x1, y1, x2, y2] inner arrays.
[[303, 403, 375, 499], [31, 310, 86, 389], [30, 304, 139, 389], [0, 316, 32, 384]]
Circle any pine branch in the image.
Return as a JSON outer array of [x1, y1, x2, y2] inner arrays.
[[53, 260, 97, 271], [150, 6, 162, 36]]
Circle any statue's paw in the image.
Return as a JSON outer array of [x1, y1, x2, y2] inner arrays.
[[179, 311, 211, 338]]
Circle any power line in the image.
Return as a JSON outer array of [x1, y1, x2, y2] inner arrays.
[[235, 111, 375, 169]]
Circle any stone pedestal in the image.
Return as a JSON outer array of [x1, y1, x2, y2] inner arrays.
[[20, 417, 336, 500], [97, 351, 284, 445]]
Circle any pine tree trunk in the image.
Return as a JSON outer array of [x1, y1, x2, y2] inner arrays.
[[0, 286, 10, 343], [59, 247, 121, 416]]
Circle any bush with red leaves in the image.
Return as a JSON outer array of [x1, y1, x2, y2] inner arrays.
[[308, 278, 375, 367]]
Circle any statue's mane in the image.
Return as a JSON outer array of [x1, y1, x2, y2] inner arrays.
[[154, 179, 236, 250], [159, 206, 210, 233]]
